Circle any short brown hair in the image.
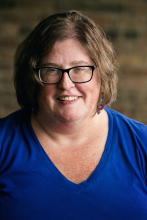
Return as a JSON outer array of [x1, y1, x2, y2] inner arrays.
[[14, 10, 118, 111]]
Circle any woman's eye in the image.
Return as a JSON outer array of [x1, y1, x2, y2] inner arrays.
[[48, 68, 56, 72], [46, 68, 58, 74], [74, 67, 85, 72]]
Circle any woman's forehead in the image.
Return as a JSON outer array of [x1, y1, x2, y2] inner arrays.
[[41, 39, 95, 67]]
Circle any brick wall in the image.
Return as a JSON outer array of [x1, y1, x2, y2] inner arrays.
[[0, 0, 147, 123]]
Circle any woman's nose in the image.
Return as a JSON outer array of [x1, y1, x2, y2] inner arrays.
[[58, 72, 75, 90]]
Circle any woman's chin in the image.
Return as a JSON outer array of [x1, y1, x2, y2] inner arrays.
[[56, 113, 81, 124]]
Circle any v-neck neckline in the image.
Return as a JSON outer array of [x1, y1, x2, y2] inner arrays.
[[26, 107, 114, 191]]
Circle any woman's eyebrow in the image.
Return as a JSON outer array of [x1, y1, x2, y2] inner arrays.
[[70, 61, 90, 66], [40, 61, 91, 68], [40, 62, 59, 67]]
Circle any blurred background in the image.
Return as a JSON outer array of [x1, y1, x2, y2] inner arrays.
[[0, 0, 147, 123]]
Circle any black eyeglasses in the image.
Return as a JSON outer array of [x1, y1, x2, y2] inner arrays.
[[34, 65, 97, 84]]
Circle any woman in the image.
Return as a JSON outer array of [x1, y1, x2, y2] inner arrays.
[[0, 11, 147, 220]]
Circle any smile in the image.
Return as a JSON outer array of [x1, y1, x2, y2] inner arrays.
[[58, 96, 79, 101]]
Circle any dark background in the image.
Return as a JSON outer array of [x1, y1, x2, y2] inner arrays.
[[0, 0, 147, 123]]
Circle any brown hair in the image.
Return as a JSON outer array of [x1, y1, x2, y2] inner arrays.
[[14, 10, 118, 111]]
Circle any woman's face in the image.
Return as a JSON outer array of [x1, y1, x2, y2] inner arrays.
[[37, 38, 101, 124]]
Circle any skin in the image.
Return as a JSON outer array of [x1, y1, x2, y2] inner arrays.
[[31, 38, 109, 184], [36, 38, 101, 132]]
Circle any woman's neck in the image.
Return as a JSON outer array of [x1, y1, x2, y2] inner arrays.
[[31, 109, 108, 150]]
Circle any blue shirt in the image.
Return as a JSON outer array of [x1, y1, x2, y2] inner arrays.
[[0, 108, 147, 220]]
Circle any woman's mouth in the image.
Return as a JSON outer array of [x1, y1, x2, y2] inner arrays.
[[58, 96, 79, 101]]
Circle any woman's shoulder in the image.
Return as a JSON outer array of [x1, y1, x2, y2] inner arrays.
[[106, 107, 147, 170], [0, 109, 29, 124], [0, 109, 32, 154], [106, 107, 147, 154], [105, 107, 147, 163], [105, 107, 147, 133], [0, 109, 30, 138]]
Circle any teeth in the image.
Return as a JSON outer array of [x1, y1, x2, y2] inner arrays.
[[59, 96, 78, 101]]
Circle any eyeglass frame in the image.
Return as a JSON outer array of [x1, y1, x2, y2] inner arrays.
[[34, 65, 97, 84]]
